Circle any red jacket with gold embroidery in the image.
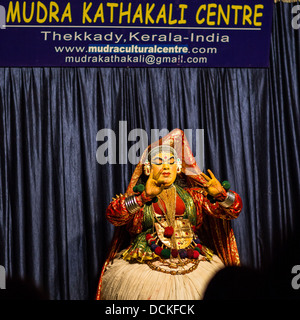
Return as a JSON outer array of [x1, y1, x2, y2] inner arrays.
[[106, 187, 242, 237]]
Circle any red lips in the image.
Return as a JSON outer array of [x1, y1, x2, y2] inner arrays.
[[162, 172, 171, 177]]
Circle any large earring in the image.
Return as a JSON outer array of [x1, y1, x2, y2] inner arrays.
[[176, 158, 182, 173], [144, 160, 151, 176]]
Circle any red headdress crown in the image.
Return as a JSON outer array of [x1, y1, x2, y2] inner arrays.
[[126, 129, 206, 194]]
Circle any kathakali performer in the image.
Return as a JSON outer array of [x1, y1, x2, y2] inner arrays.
[[96, 129, 242, 300]]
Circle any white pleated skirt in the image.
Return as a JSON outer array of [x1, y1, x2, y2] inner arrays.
[[100, 252, 224, 300]]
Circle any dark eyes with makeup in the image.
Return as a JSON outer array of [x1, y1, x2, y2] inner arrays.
[[151, 157, 175, 165]]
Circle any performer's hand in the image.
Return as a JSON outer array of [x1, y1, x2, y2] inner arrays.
[[200, 169, 225, 198], [145, 168, 166, 198]]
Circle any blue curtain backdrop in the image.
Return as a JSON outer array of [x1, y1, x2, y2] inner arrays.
[[0, 3, 300, 299]]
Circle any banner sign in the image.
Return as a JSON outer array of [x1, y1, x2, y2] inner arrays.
[[0, 0, 273, 67]]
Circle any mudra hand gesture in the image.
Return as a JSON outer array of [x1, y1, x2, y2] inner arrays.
[[144, 151, 179, 198], [145, 168, 166, 198], [201, 169, 225, 198]]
